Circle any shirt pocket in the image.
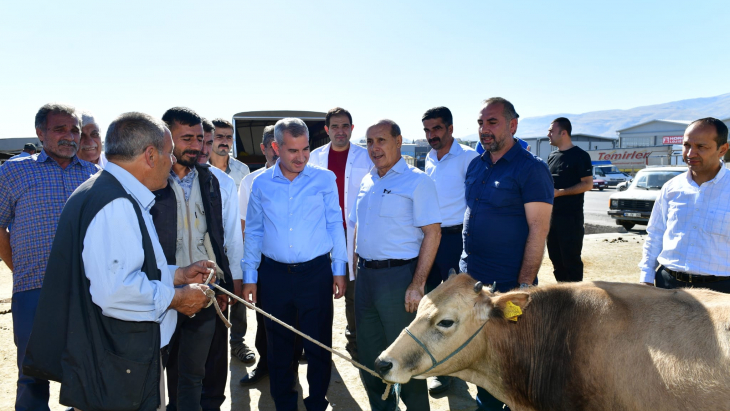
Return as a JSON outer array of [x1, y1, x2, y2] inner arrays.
[[379, 193, 412, 221], [703, 209, 730, 237], [303, 194, 325, 221], [465, 175, 479, 202], [487, 179, 521, 208]]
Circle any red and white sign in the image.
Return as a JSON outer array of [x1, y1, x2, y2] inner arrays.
[[663, 136, 684, 145]]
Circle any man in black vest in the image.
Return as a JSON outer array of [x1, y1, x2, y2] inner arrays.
[[152, 107, 235, 411], [23, 112, 214, 411]]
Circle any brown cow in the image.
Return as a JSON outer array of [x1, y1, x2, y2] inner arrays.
[[375, 273, 730, 411]]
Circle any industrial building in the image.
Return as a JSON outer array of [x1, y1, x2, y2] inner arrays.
[[520, 134, 618, 162]]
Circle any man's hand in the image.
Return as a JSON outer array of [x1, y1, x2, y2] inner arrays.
[[174, 260, 217, 286], [170, 284, 210, 316], [216, 294, 228, 311], [404, 282, 425, 313], [333, 276, 346, 299], [242, 283, 257, 306], [230, 279, 243, 306]]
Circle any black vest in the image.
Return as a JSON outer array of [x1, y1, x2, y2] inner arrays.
[[150, 164, 234, 293], [23, 170, 162, 411]]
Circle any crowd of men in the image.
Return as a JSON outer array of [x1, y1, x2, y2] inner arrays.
[[0, 98, 728, 411]]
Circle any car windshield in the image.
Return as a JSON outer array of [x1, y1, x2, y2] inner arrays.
[[631, 170, 684, 190], [597, 166, 621, 174]]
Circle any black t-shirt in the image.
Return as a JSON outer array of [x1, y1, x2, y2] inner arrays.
[[547, 146, 592, 215]]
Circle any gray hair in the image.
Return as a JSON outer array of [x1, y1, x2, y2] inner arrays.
[[274, 118, 309, 146], [262, 125, 276, 147], [105, 112, 167, 161], [81, 111, 98, 128], [483, 97, 520, 122], [35, 103, 79, 130]]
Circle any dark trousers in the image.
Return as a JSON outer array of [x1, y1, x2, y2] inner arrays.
[[546, 213, 584, 282], [12, 289, 50, 411], [356, 260, 430, 411], [344, 272, 358, 361], [166, 304, 217, 411], [229, 300, 247, 349], [427, 230, 464, 291], [254, 285, 268, 372], [201, 305, 230, 410], [259, 255, 333, 411], [475, 279, 519, 411], [656, 267, 730, 292]]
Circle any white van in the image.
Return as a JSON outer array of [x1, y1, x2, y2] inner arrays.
[[591, 161, 630, 187]]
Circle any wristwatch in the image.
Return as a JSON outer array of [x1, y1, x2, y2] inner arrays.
[[519, 283, 531, 289]]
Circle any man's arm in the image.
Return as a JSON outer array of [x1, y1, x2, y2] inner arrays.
[[0, 227, 12, 271], [517, 202, 552, 285], [323, 173, 347, 299], [241, 182, 265, 304], [554, 176, 593, 198], [638, 188, 668, 285], [405, 223, 441, 313]]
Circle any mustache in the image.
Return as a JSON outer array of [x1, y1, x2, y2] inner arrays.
[[182, 149, 200, 157], [480, 133, 495, 140], [59, 141, 78, 149], [428, 137, 441, 144], [218, 144, 229, 149]]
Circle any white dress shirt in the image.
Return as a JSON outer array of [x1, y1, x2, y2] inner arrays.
[[639, 166, 730, 283], [425, 142, 479, 227], [82, 162, 178, 347], [209, 166, 244, 280], [242, 161, 348, 283], [309, 142, 372, 279], [238, 166, 267, 221]]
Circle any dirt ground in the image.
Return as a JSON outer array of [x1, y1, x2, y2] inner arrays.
[[0, 231, 646, 411]]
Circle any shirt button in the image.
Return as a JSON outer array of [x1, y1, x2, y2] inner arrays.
[[482, 181, 485, 184], [289, 245, 292, 248], [290, 228, 293, 231], [290, 197, 293, 200]]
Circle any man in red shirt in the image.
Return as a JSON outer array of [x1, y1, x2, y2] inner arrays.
[[309, 107, 372, 361]]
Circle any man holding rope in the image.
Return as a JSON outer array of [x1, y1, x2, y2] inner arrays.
[[241, 117, 347, 411]]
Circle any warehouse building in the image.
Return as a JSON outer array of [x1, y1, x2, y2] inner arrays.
[[520, 133, 618, 162]]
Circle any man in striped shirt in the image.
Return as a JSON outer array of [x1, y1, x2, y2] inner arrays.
[[0, 103, 98, 410], [640, 117, 730, 291]]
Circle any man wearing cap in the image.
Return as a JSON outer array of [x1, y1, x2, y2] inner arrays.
[[241, 118, 346, 410], [421, 106, 478, 394], [640, 118, 730, 291], [7, 143, 37, 161], [0, 103, 98, 410], [309, 107, 372, 362], [351, 119, 441, 411]]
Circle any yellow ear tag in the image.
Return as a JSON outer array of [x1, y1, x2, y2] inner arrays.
[[503, 301, 523, 322]]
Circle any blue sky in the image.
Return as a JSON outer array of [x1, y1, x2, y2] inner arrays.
[[1, 0, 728, 141]]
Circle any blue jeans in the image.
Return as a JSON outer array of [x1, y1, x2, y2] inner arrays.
[[12, 289, 50, 411]]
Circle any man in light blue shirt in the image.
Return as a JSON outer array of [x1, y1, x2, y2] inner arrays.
[[351, 119, 441, 411], [422, 106, 479, 394], [241, 118, 346, 411]]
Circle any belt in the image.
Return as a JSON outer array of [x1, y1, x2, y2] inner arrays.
[[441, 224, 463, 235], [359, 257, 417, 270], [263, 254, 330, 273], [661, 266, 729, 284]]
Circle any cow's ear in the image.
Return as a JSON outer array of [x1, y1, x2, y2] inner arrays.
[[492, 292, 531, 321], [474, 289, 493, 321]]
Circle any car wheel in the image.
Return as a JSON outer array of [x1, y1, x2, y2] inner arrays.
[[621, 222, 635, 231], [618, 185, 627, 191], [599, 187, 604, 191]]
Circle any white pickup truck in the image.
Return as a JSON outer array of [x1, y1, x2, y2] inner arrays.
[[591, 161, 631, 187]]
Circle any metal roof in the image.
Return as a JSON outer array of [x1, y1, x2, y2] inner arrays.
[[616, 119, 691, 133]]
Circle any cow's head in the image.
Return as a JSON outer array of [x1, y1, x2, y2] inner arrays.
[[375, 273, 531, 383]]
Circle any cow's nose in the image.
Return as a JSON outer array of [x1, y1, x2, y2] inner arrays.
[[375, 359, 393, 376]]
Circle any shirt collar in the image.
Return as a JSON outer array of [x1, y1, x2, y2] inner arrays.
[[104, 162, 156, 210], [686, 164, 728, 186], [170, 166, 196, 183], [370, 157, 407, 178], [36, 149, 80, 167], [272, 159, 312, 180], [428, 140, 464, 162]]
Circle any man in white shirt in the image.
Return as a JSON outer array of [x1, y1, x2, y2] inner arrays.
[[309, 107, 372, 362], [237, 125, 279, 386], [209, 118, 250, 191], [639, 117, 730, 292], [421, 106, 478, 394]]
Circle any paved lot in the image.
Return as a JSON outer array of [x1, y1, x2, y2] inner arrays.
[[583, 188, 647, 233]]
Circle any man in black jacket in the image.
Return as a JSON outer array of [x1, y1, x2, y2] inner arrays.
[[153, 107, 235, 411], [23, 112, 213, 411]]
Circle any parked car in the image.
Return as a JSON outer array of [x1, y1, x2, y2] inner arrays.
[[616, 179, 632, 191], [607, 166, 687, 230], [593, 178, 607, 190], [592, 161, 631, 187]]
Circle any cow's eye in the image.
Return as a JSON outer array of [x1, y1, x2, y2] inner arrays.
[[437, 319, 454, 328]]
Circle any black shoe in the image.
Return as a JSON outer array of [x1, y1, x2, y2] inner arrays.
[[231, 344, 256, 364], [239, 367, 269, 386], [427, 375, 452, 396]]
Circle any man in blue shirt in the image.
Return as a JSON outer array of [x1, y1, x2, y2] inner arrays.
[[241, 118, 347, 411], [7, 143, 37, 161], [0, 103, 98, 411], [351, 119, 441, 411], [461, 97, 553, 411]]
